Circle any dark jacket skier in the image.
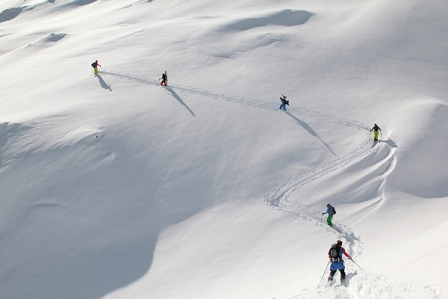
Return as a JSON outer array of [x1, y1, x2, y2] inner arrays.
[[279, 94, 289, 110], [160, 71, 168, 86], [370, 124, 381, 142], [328, 240, 352, 282]]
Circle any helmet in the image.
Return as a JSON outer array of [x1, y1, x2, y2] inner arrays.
[[337, 240, 343, 246], [327, 204, 330, 207]]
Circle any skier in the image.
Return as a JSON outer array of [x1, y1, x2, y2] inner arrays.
[[279, 94, 289, 110], [160, 71, 168, 86], [91, 60, 101, 76], [370, 123, 381, 142], [328, 240, 352, 282], [322, 203, 336, 227]]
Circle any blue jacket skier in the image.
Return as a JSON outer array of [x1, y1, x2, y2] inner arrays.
[[328, 240, 352, 282], [279, 94, 289, 110], [322, 204, 335, 227]]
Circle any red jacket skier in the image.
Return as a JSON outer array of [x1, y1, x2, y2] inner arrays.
[[91, 60, 101, 75], [328, 240, 352, 282]]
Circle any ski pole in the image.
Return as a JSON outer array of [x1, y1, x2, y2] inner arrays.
[[349, 258, 362, 270], [318, 260, 331, 287]]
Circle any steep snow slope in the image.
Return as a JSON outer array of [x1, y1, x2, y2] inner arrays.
[[0, 0, 447, 298]]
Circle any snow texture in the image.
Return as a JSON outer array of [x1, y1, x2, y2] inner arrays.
[[0, 0, 447, 298]]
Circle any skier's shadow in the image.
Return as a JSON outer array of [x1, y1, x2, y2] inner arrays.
[[97, 75, 112, 91], [383, 137, 398, 148], [165, 87, 195, 117], [285, 111, 337, 156]]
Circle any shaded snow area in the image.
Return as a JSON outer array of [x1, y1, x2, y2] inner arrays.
[[1, 0, 447, 298]]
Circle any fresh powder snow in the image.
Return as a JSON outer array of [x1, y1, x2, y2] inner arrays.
[[0, 0, 447, 298]]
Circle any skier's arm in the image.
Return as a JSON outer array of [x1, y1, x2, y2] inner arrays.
[[342, 248, 351, 259], [322, 207, 330, 215]]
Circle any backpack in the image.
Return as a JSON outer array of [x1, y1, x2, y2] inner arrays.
[[91, 62, 96, 68], [328, 244, 340, 260], [330, 206, 336, 215]]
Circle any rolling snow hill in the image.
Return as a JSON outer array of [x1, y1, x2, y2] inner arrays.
[[0, 0, 447, 298]]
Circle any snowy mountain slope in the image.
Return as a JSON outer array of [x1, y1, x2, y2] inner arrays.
[[1, 0, 448, 298]]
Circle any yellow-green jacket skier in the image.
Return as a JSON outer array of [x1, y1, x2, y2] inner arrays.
[[370, 124, 381, 142]]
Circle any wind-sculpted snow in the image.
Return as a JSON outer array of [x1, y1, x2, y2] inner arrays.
[[61, 0, 97, 7], [223, 9, 313, 31], [2, 0, 447, 296], [43, 33, 66, 43], [0, 7, 23, 23], [1, 32, 67, 58]]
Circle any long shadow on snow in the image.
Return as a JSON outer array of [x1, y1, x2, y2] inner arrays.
[[101, 72, 195, 115], [164, 86, 195, 117], [285, 111, 337, 156], [383, 137, 398, 148], [97, 75, 112, 91]]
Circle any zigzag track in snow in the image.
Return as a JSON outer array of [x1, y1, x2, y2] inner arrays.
[[263, 135, 375, 207], [101, 71, 435, 297], [104, 70, 368, 255]]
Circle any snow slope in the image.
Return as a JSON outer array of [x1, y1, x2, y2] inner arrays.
[[0, 0, 447, 298]]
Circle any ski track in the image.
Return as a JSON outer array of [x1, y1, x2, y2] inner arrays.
[[102, 71, 369, 131], [100, 72, 440, 298], [103, 72, 371, 255], [289, 271, 441, 299]]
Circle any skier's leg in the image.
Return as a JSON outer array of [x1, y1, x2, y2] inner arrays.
[[327, 214, 333, 227], [328, 270, 336, 281], [340, 269, 346, 281], [374, 131, 379, 141], [94, 67, 99, 75]]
